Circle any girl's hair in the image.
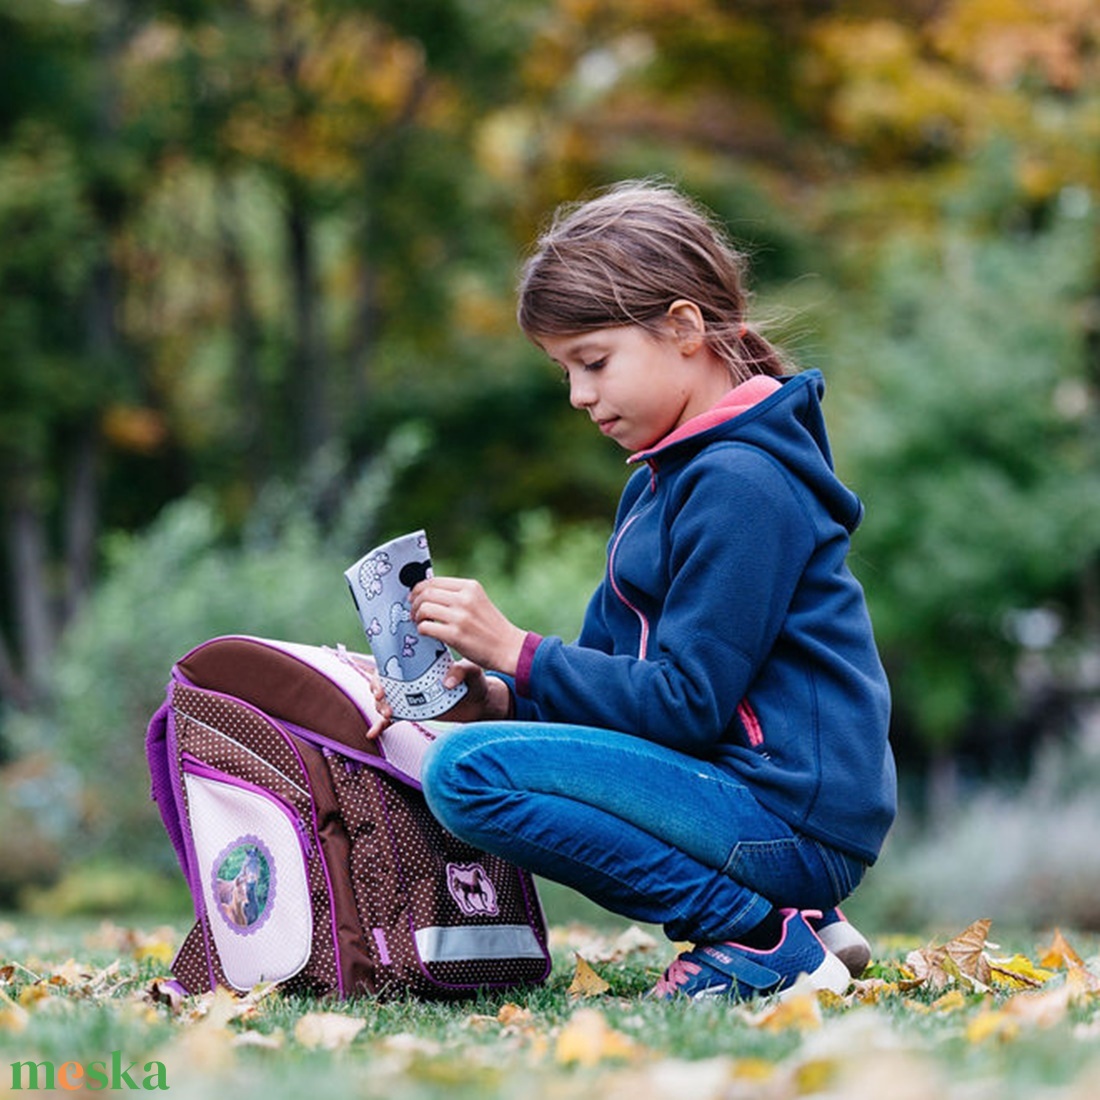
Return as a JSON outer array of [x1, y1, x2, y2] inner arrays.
[[517, 179, 791, 383]]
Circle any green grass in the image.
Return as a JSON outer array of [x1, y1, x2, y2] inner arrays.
[[3, 908, 1100, 1100]]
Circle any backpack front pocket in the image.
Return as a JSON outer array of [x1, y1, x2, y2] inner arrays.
[[182, 762, 313, 991]]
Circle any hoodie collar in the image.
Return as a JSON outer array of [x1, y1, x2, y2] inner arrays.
[[628, 374, 782, 465]]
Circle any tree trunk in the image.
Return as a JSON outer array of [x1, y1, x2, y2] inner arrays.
[[6, 472, 55, 703], [216, 174, 269, 488], [286, 191, 331, 462], [62, 424, 101, 624]]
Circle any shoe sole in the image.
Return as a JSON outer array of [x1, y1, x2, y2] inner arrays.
[[685, 948, 852, 1002], [789, 946, 852, 998], [816, 923, 872, 978]]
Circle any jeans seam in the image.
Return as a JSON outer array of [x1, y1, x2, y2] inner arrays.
[[466, 808, 758, 937]]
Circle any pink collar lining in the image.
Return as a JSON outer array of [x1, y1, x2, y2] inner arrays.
[[630, 374, 782, 463]]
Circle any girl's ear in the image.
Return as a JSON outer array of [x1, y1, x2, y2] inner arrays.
[[666, 299, 706, 355]]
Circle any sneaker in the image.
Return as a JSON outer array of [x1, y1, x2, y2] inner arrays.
[[806, 908, 871, 978], [650, 908, 851, 1001]]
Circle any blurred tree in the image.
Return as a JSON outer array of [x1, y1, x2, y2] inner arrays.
[[481, 0, 1100, 769], [0, 0, 163, 713], [1, 0, 1099, 787], [826, 205, 1100, 796]]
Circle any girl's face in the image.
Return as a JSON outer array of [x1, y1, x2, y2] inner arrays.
[[540, 322, 725, 453]]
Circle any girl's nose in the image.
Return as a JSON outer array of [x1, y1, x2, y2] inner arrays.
[[569, 373, 596, 410]]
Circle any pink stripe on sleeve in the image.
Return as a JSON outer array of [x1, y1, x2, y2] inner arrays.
[[515, 632, 544, 697]]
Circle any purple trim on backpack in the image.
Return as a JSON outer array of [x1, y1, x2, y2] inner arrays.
[[161, 697, 218, 992], [279, 717, 425, 791], [146, 697, 189, 876], [166, 677, 347, 996], [273, 714, 347, 1000], [180, 632, 380, 736], [181, 756, 314, 858], [372, 928, 391, 965]]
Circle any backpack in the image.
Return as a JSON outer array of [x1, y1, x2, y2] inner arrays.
[[145, 634, 551, 1000]]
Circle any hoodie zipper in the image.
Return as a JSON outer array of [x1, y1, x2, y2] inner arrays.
[[607, 512, 650, 660]]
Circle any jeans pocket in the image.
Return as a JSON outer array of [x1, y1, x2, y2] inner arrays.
[[722, 837, 804, 898], [724, 836, 867, 910]]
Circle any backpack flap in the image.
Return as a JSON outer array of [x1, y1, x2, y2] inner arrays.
[[173, 635, 437, 782]]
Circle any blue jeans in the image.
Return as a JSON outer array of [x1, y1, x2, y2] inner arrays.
[[420, 721, 866, 944]]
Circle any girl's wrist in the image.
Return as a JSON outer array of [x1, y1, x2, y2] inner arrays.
[[493, 625, 530, 677], [485, 676, 515, 720]]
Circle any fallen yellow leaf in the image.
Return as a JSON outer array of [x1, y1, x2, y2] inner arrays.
[[1065, 965, 1100, 999], [0, 989, 28, 1033], [134, 939, 175, 967], [568, 953, 610, 998], [965, 1008, 1018, 1044], [909, 988, 970, 1016], [1038, 929, 1085, 971], [554, 1008, 637, 1067], [17, 984, 51, 1010], [989, 954, 1056, 990], [747, 987, 823, 1032], [293, 1011, 366, 1051]]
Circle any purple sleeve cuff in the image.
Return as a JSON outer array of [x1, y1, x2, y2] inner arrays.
[[514, 632, 544, 698]]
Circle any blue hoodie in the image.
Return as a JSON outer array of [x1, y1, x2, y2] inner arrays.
[[510, 369, 896, 864]]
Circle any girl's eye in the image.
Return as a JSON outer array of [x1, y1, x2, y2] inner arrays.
[[583, 357, 607, 372]]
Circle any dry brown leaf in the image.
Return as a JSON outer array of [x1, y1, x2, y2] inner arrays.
[[603, 925, 660, 962], [906, 919, 993, 990], [943, 918, 993, 985], [1002, 986, 1073, 1028], [497, 1002, 535, 1030], [568, 953, 610, 998]]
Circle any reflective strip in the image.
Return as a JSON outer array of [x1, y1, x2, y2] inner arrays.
[[414, 924, 546, 963]]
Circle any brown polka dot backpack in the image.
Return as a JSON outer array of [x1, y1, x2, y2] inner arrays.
[[145, 635, 551, 1000]]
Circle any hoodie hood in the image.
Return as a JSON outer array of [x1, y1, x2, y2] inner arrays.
[[629, 369, 864, 533]]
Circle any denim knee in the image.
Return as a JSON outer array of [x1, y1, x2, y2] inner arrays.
[[420, 725, 508, 841], [420, 733, 465, 834]]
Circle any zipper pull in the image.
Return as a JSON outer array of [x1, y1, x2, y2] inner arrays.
[[295, 814, 315, 858]]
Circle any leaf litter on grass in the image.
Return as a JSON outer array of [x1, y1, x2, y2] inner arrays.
[[4, 918, 1100, 1098]]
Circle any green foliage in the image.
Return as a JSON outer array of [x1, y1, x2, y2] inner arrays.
[[6, 428, 609, 884], [0, 124, 100, 464], [827, 204, 1100, 748], [443, 510, 609, 643], [9, 431, 420, 874]]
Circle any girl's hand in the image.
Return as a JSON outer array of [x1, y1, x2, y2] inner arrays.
[[365, 669, 394, 740], [409, 577, 527, 675], [435, 659, 514, 723]]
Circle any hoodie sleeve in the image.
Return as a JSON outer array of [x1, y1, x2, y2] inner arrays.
[[514, 445, 818, 751]]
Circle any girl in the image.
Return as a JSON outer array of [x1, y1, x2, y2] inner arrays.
[[376, 179, 896, 1000]]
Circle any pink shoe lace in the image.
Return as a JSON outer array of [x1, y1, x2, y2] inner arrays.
[[652, 955, 702, 998]]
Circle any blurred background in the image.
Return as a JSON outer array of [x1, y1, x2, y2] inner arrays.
[[0, 0, 1098, 937]]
